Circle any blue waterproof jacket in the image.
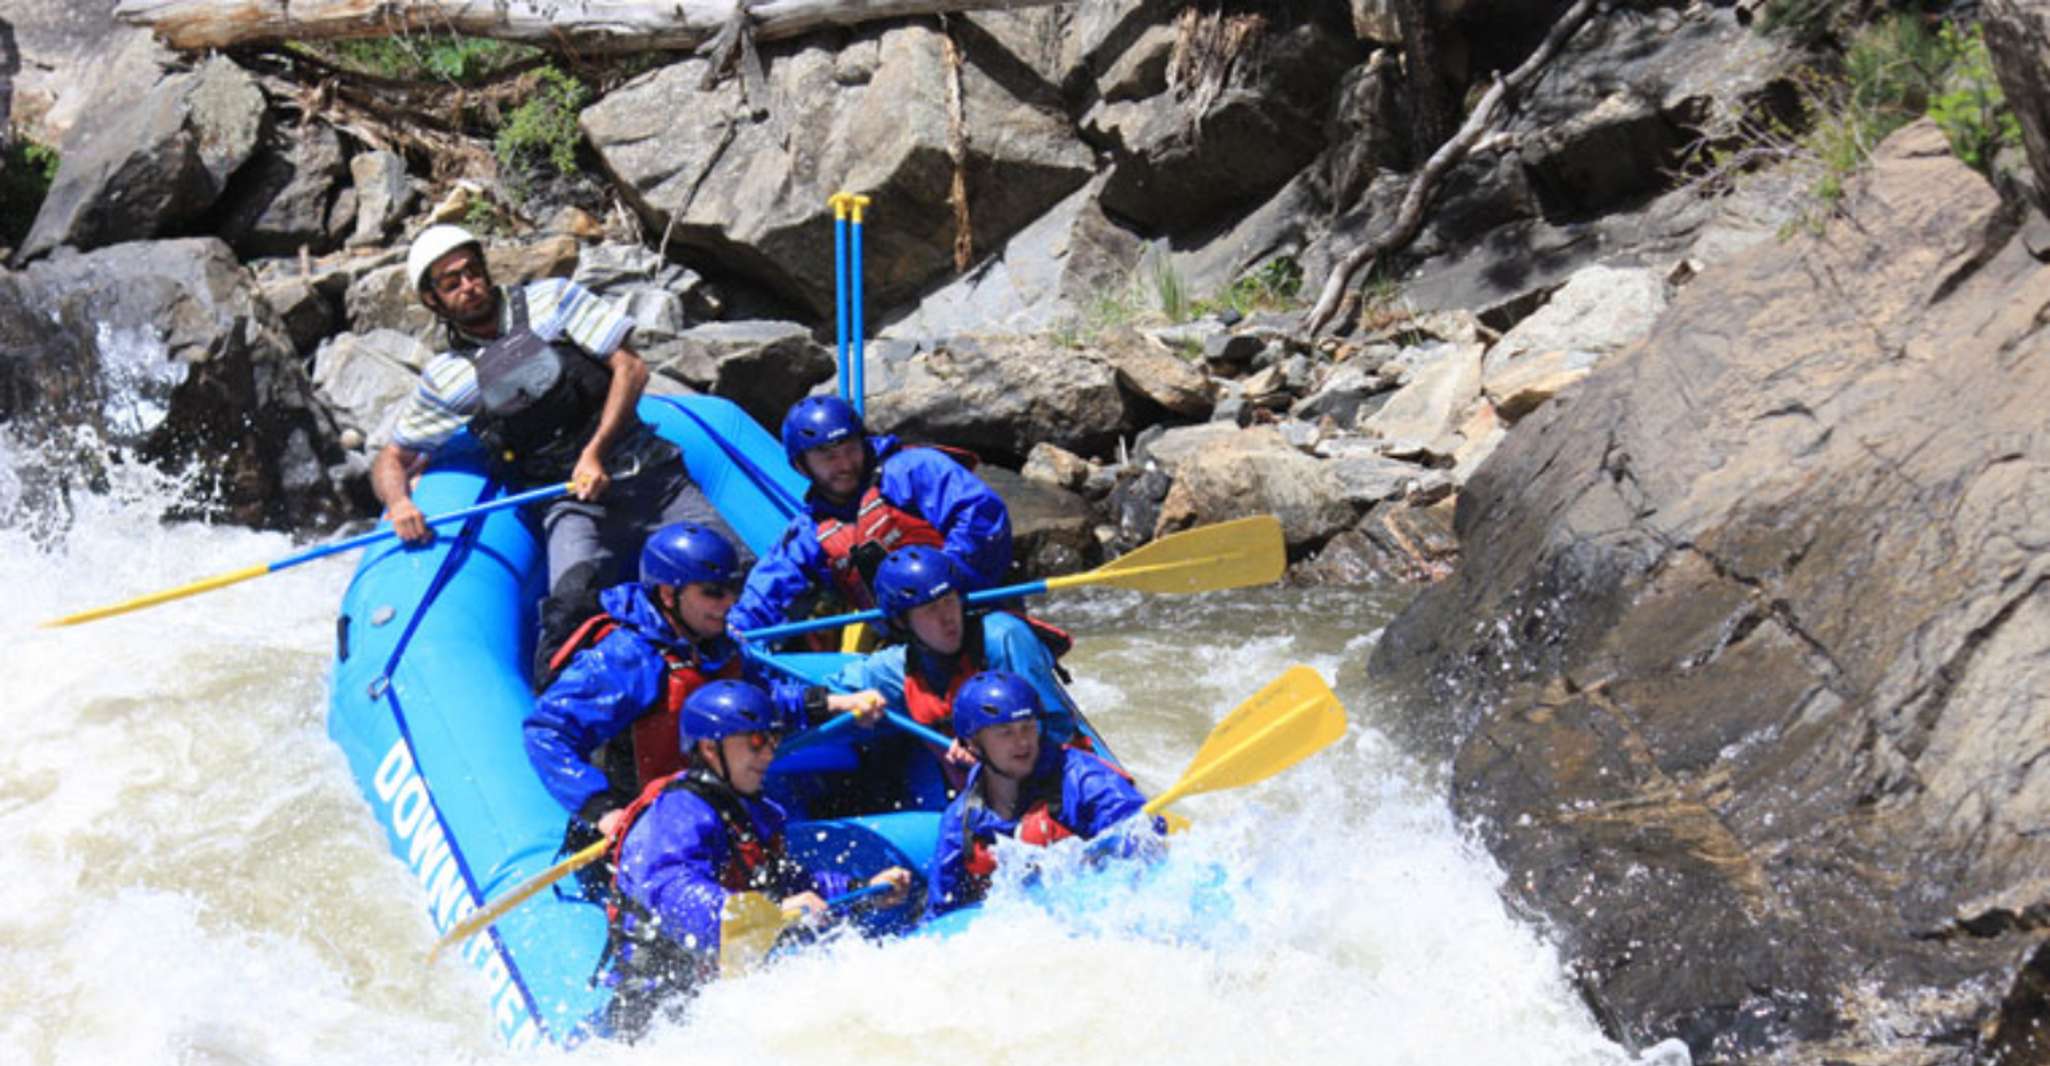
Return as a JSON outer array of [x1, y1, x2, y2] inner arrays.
[[823, 611, 1078, 745], [524, 583, 809, 822], [729, 435, 1012, 635], [614, 785, 854, 958], [926, 744, 1157, 918]]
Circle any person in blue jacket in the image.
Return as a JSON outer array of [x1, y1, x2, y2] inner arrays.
[[526, 523, 884, 849], [603, 680, 912, 1039], [820, 545, 1080, 802], [926, 671, 1161, 919], [728, 394, 1011, 641]]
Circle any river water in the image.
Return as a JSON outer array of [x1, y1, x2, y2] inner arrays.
[[0, 442, 1670, 1066]]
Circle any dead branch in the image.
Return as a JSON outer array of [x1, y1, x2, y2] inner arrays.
[[115, 0, 1072, 55], [1302, 0, 1601, 337]]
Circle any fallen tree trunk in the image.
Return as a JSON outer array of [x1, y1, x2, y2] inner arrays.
[[114, 0, 1069, 54]]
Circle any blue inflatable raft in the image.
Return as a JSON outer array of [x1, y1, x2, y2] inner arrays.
[[327, 396, 949, 1049]]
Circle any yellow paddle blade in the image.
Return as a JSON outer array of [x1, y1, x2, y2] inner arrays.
[[719, 891, 800, 977], [41, 564, 271, 628], [1047, 515, 1284, 596], [1143, 665, 1347, 816], [427, 839, 609, 965]]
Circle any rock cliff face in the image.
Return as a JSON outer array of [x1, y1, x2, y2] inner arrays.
[[1372, 121, 2050, 1063]]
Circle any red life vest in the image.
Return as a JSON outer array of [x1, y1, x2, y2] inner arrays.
[[600, 768, 793, 1013], [956, 749, 1132, 895], [607, 769, 787, 898], [546, 614, 742, 790], [813, 484, 947, 610]]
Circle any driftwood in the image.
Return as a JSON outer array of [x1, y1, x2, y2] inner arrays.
[[114, 0, 1070, 54], [1302, 0, 1601, 337]]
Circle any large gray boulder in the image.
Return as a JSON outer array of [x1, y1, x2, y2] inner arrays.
[[1089, 5, 1368, 233], [642, 320, 835, 431], [1370, 122, 2050, 1063], [879, 177, 1146, 340], [862, 336, 1129, 464], [4, 0, 174, 145], [583, 22, 1092, 318], [215, 122, 350, 260], [1154, 426, 1371, 551], [19, 56, 266, 262]]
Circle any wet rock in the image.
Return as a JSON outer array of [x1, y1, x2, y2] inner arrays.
[[1373, 122, 2050, 1062], [642, 321, 835, 431], [20, 56, 266, 262], [26, 237, 353, 529], [862, 335, 1127, 464], [583, 22, 1091, 317]]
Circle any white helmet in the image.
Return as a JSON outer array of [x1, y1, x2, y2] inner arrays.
[[406, 224, 483, 293]]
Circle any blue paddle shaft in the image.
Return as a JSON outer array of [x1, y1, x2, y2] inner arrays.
[[268, 481, 571, 571], [732, 579, 1052, 644]]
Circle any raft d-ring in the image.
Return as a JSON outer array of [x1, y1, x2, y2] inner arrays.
[[370, 605, 397, 627], [368, 675, 391, 701]]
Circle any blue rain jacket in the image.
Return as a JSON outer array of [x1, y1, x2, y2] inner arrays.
[[925, 743, 1158, 918], [823, 610, 1078, 745], [729, 435, 1012, 635], [614, 785, 854, 958], [525, 582, 809, 821]]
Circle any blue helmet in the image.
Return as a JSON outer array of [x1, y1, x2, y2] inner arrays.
[[640, 522, 741, 589], [952, 671, 1041, 739], [873, 545, 960, 622], [780, 395, 866, 467], [678, 679, 781, 747]]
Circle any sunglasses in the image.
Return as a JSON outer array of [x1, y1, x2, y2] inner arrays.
[[734, 730, 781, 753], [691, 581, 740, 600]]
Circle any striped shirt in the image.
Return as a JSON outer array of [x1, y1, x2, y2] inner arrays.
[[392, 278, 635, 455]]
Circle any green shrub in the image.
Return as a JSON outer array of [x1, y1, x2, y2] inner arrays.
[[0, 136, 61, 247], [315, 33, 539, 83], [1793, 16, 2022, 209], [495, 67, 591, 177], [1150, 254, 1192, 323], [1927, 23, 2023, 173]]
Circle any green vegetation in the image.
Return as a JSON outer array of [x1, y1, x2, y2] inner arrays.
[[1049, 255, 1316, 350], [1732, 14, 2024, 226], [1, 136, 61, 247], [300, 33, 542, 83], [495, 67, 592, 177]]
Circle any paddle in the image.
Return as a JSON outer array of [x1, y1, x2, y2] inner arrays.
[[42, 480, 576, 628], [428, 837, 608, 965], [719, 881, 894, 976], [1137, 664, 1346, 817], [733, 514, 1286, 645]]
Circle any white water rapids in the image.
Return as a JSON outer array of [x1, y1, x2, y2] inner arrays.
[[0, 443, 1686, 1066]]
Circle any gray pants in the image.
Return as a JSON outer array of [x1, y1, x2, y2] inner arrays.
[[537, 456, 752, 596]]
